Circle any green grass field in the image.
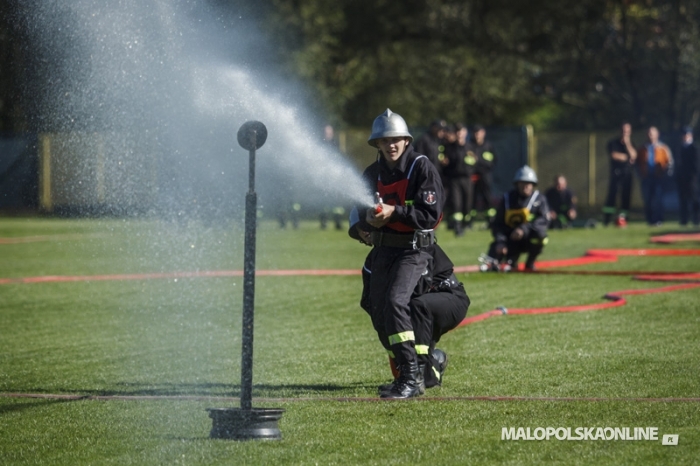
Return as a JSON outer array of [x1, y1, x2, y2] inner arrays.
[[0, 217, 698, 465]]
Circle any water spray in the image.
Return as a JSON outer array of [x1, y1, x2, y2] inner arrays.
[[207, 121, 284, 440]]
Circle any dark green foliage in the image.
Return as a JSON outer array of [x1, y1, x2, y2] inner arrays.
[[264, 0, 700, 130]]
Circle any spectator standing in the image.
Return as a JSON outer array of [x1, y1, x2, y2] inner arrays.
[[470, 124, 497, 227], [603, 122, 637, 227], [443, 123, 473, 236], [636, 126, 673, 226], [545, 174, 577, 229], [677, 127, 699, 226]]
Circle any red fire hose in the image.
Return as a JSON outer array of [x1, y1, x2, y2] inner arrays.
[[457, 240, 700, 328]]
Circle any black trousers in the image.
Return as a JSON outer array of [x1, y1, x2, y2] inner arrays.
[[409, 286, 470, 386], [448, 176, 473, 223], [472, 173, 493, 218], [488, 233, 546, 266], [603, 167, 633, 223], [368, 246, 432, 365], [678, 178, 700, 225], [363, 268, 469, 386]]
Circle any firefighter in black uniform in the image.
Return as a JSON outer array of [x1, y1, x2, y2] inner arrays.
[[470, 124, 497, 227], [349, 209, 470, 393], [443, 123, 475, 236], [414, 119, 447, 169], [415, 119, 450, 218], [350, 109, 444, 399], [484, 165, 549, 271]]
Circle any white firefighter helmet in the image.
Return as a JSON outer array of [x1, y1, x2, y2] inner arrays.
[[513, 165, 538, 184], [367, 109, 413, 147]]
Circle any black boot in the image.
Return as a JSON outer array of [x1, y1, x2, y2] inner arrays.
[[378, 367, 425, 396], [431, 349, 449, 386], [524, 256, 537, 271], [377, 380, 395, 395], [416, 362, 426, 394], [380, 360, 423, 399], [378, 363, 427, 398]]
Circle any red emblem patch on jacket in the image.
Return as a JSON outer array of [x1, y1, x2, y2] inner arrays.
[[423, 191, 437, 205]]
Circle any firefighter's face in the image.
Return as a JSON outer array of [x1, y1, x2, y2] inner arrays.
[[377, 137, 409, 165], [516, 181, 534, 197]]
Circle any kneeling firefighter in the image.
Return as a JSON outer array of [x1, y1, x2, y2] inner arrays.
[[349, 108, 445, 399], [485, 165, 549, 271], [350, 208, 470, 394]]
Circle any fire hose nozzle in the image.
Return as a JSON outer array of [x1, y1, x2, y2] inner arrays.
[[374, 192, 383, 213]]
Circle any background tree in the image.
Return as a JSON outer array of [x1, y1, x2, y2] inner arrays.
[[265, 0, 700, 130], [2, 0, 700, 133]]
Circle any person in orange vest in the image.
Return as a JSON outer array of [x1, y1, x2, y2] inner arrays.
[[636, 126, 673, 226]]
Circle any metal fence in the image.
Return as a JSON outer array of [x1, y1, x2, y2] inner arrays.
[[533, 130, 683, 215], [0, 128, 685, 217]]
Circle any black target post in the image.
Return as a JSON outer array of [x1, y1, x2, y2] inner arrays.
[[207, 121, 284, 440]]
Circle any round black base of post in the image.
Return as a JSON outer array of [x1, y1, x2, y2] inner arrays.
[[207, 408, 284, 440]]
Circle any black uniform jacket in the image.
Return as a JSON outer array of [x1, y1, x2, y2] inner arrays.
[[443, 141, 476, 178], [544, 187, 576, 216], [491, 189, 549, 244], [354, 145, 444, 235], [413, 133, 443, 168], [473, 140, 496, 176]]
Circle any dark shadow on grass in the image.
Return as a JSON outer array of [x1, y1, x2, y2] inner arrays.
[[650, 228, 700, 237], [0, 398, 80, 415], [12, 381, 376, 398]]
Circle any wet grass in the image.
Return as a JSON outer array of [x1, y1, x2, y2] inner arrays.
[[0, 218, 699, 464]]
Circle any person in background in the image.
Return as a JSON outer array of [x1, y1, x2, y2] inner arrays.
[[602, 122, 637, 227], [483, 165, 549, 271], [636, 126, 673, 226], [544, 174, 577, 229], [414, 119, 447, 170], [677, 126, 699, 227], [319, 124, 346, 230], [277, 201, 301, 229], [438, 124, 456, 221], [470, 124, 497, 227], [443, 123, 474, 236]]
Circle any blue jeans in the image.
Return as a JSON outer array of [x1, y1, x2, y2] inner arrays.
[[641, 177, 665, 224]]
